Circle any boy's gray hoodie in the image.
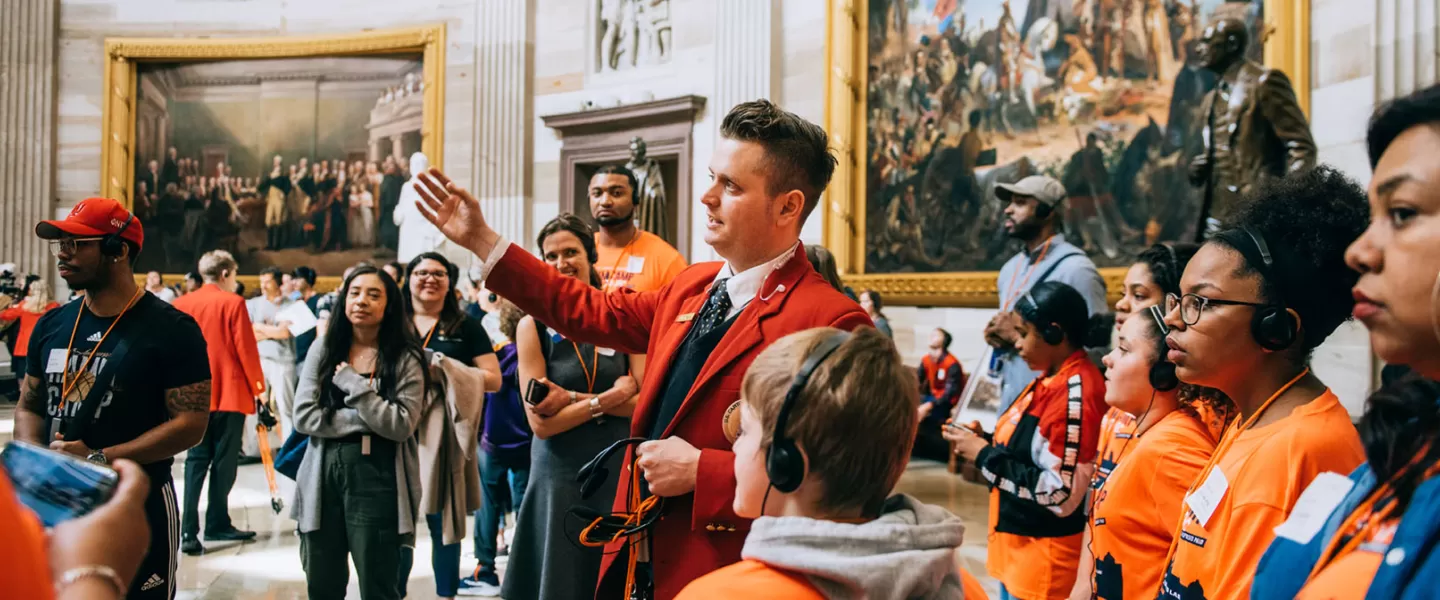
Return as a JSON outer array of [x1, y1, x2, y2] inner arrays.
[[741, 493, 969, 599]]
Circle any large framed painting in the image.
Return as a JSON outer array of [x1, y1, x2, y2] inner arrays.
[[822, 0, 1310, 306], [99, 26, 446, 289]]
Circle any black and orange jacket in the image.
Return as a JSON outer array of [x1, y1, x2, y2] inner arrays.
[[977, 350, 1106, 538]]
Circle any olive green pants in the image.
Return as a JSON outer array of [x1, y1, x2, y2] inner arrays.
[[300, 439, 401, 600]]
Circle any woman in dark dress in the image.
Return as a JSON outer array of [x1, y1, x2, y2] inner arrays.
[[501, 214, 642, 600]]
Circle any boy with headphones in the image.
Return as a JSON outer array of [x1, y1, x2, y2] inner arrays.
[[674, 326, 987, 599]]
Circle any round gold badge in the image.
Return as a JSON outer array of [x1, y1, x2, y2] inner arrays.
[[722, 400, 742, 444]]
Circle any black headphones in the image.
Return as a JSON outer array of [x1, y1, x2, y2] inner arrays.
[[570, 436, 664, 542], [101, 213, 134, 258], [577, 436, 646, 500], [1146, 305, 1180, 391], [767, 331, 852, 493], [1020, 292, 1065, 345], [1240, 226, 1298, 351]]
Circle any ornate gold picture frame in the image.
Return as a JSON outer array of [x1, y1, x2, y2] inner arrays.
[[101, 26, 447, 291], [822, 0, 1310, 307]]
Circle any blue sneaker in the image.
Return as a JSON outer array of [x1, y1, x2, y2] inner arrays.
[[458, 566, 501, 597]]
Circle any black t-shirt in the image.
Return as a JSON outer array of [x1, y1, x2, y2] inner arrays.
[[422, 315, 494, 365], [27, 294, 211, 478]]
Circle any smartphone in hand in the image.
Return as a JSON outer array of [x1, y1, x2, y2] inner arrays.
[[524, 378, 547, 407], [1, 440, 119, 527]]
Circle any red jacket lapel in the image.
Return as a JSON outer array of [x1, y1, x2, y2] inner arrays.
[[659, 246, 813, 437]]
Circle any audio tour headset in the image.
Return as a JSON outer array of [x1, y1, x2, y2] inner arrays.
[[1240, 226, 1299, 351], [767, 330, 853, 493], [1147, 305, 1180, 391], [103, 214, 135, 259], [1018, 292, 1065, 346]]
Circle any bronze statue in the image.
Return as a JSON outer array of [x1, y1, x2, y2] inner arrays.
[[1188, 18, 1316, 239], [625, 136, 668, 238]]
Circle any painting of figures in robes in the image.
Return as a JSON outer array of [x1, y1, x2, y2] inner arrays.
[[862, 0, 1272, 274], [128, 55, 427, 276]]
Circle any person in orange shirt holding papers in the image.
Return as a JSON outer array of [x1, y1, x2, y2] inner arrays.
[[945, 281, 1109, 599], [589, 165, 687, 293], [1154, 167, 1369, 600]]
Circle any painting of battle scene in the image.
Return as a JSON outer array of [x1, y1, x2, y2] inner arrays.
[[865, 0, 1268, 273], [129, 56, 429, 276]]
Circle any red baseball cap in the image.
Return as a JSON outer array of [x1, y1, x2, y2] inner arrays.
[[36, 197, 145, 252]]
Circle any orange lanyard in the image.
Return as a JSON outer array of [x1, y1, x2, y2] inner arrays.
[[571, 340, 599, 393], [601, 237, 639, 290], [1001, 238, 1053, 311], [59, 288, 144, 410], [1161, 368, 1311, 565], [422, 323, 438, 348], [1305, 451, 1440, 582]]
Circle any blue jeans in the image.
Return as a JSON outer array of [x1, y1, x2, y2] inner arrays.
[[921, 394, 951, 427], [999, 584, 1021, 600], [396, 513, 461, 597], [475, 448, 530, 570]]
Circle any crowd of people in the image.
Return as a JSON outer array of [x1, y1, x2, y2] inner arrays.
[[2, 87, 1440, 600]]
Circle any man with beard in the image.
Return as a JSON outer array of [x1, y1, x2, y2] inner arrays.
[[16, 198, 211, 600], [983, 175, 1107, 413], [588, 165, 687, 293]]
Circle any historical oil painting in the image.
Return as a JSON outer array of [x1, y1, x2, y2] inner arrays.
[[128, 56, 427, 276], [863, 0, 1290, 275]]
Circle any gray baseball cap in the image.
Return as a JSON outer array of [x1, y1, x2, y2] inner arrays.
[[995, 175, 1067, 206]]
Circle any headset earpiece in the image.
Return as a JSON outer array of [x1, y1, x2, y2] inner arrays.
[[766, 331, 851, 494], [1147, 305, 1180, 391], [1241, 226, 1298, 351], [101, 214, 134, 258], [1040, 321, 1065, 345], [1019, 293, 1065, 346]]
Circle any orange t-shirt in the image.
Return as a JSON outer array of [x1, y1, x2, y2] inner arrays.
[[1093, 408, 1139, 494], [676, 558, 990, 599], [596, 230, 687, 293], [986, 353, 1107, 599], [1090, 410, 1216, 600], [1157, 390, 1365, 600], [0, 468, 56, 600], [1, 302, 60, 358]]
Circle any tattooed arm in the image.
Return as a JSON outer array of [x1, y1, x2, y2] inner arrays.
[[14, 375, 50, 445], [102, 380, 211, 465]]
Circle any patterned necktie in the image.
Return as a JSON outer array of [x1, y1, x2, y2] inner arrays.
[[690, 278, 732, 339]]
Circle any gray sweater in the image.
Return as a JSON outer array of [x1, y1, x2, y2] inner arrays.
[[290, 344, 425, 542]]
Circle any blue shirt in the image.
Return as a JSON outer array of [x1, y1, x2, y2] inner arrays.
[[993, 235, 1108, 412]]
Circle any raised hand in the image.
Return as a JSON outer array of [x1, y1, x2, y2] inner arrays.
[[413, 168, 499, 256]]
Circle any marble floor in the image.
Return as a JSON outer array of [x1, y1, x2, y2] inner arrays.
[[1, 404, 1001, 599]]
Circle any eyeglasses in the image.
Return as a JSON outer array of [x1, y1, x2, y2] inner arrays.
[[409, 269, 449, 281], [48, 237, 104, 256], [1165, 293, 1266, 326]]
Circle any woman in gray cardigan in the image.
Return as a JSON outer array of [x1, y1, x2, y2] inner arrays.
[[291, 266, 427, 600]]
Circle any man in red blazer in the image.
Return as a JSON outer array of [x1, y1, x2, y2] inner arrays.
[[171, 249, 266, 555], [414, 100, 872, 599]]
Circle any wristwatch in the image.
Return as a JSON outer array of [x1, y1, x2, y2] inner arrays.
[[87, 449, 109, 465], [589, 396, 605, 423], [569, 390, 578, 404]]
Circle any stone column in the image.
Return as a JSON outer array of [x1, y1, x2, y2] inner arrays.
[[391, 135, 405, 163], [714, 0, 775, 116], [0, 0, 57, 280], [472, 0, 531, 245], [1376, 0, 1438, 100]]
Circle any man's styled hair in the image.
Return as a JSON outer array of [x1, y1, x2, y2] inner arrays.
[[741, 326, 918, 516], [592, 165, 639, 202], [259, 266, 284, 284], [719, 100, 837, 223], [198, 250, 237, 282], [292, 265, 317, 287], [1367, 82, 1440, 167]]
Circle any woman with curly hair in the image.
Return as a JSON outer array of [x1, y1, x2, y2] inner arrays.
[[1155, 166, 1370, 600], [1250, 82, 1440, 599]]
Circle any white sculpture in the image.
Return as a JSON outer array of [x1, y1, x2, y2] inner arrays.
[[394, 152, 448, 263], [598, 0, 670, 72]]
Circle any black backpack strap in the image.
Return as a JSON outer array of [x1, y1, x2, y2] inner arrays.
[[535, 321, 553, 358], [59, 334, 135, 442]]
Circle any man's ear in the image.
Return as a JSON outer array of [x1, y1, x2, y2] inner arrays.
[[775, 189, 806, 228]]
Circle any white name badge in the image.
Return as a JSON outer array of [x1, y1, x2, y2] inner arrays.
[[627, 256, 645, 273], [937, 370, 945, 380], [46, 349, 67, 374], [597, 347, 617, 357], [1273, 472, 1356, 544], [1186, 467, 1229, 529]]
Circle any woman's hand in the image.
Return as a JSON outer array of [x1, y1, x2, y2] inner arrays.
[[942, 422, 989, 461], [48, 460, 152, 597], [530, 378, 572, 418]]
